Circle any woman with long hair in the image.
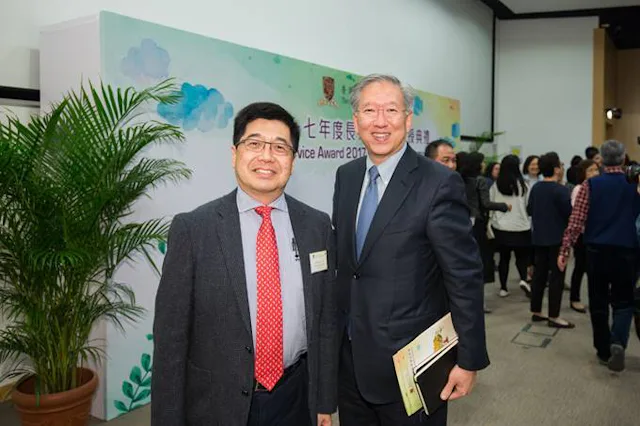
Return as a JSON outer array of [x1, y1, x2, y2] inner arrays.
[[459, 152, 510, 312], [568, 159, 600, 313], [490, 155, 532, 297]]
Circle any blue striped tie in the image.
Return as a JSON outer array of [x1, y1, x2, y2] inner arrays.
[[355, 166, 380, 260]]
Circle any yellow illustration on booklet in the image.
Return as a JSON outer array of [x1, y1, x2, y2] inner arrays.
[[392, 313, 458, 415]]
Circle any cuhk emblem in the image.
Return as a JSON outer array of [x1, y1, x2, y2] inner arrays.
[[319, 76, 338, 107]]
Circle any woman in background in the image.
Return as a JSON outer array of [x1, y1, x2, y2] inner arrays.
[[565, 155, 583, 192], [459, 152, 511, 312], [490, 155, 532, 298], [484, 161, 500, 188], [523, 155, 541, 188], [569, 159, 600, 313]]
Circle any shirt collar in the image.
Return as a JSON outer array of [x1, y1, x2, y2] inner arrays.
[[236, 187, 288, 213], [365, 143, 407, 185], [604, 166, 624, 174]]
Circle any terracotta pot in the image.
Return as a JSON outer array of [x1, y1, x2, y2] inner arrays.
[[11, 367, 99, 426]]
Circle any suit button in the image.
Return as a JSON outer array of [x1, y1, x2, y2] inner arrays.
[[241, 389, 249, 396], [245, 346, 253, 354], [353, 273, 360, 279]]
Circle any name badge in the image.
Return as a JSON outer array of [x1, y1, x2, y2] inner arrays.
[[309, 250, 328, 274]]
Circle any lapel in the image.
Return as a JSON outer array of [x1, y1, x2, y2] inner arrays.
[[285, 195, 314, 339], [215, 190, 252, 334], [358, 146, 419, 266], [345, 158, 367, 269]]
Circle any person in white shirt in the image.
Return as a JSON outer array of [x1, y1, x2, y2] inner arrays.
[[490, 155, 532, 298]]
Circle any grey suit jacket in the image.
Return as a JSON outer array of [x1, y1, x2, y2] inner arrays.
[[151, 190, 338, 426]]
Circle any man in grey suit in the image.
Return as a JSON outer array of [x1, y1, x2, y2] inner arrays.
[[152, 102, 337, 426], [333, 75, 489, 426]]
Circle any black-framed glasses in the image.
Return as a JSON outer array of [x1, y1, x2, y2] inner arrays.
[[236, 138, 296, 156]]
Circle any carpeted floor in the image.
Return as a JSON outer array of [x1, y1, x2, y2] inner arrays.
[[2, 270, 639, 425]]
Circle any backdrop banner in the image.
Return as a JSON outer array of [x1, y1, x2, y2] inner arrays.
[[97, 11, 461, 419]]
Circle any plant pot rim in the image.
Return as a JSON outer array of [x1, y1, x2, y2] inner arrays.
[[11, 367, 99, 409]]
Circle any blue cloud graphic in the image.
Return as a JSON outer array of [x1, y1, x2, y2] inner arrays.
[[121, 39, 170, 83], [157, 83, 234, 132], [413, 96, 424, 116], [451, 122, 461, 138]]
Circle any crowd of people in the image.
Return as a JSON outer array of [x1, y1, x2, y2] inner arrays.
[[426, 139, 640, 372], [150, 71, 639, 426]]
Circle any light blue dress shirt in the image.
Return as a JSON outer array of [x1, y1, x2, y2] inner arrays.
[[356, 143, 408, 226], [236, 188, 307, 368]]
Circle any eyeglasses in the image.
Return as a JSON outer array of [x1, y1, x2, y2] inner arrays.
[[236, 138, 296, 156], [357, 106, 407, 121]]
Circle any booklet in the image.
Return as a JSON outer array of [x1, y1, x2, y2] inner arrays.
[[392, 313, 458, 416], [414, 340, 458, 416]]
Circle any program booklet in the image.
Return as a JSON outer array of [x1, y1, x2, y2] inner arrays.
[[392, 313, 458, 416]]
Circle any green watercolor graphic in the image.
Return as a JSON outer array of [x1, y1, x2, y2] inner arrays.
[[114, 334, 153, 413]]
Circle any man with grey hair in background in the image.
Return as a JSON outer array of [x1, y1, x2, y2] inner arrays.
[[332, 74, 488, 426], [559, 140, 640, 372]]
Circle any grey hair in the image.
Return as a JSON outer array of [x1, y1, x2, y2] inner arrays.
[[349, 74, 414, 113], [600, 140, 626, 166]]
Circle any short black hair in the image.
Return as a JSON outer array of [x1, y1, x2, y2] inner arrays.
[[233, 102, 301, 152], [425, 139, 453, 159], [458, 151, 484, 179], [570, 155, 582, 167], [585, 146, 599, 160], [539, 152, 561, 178]]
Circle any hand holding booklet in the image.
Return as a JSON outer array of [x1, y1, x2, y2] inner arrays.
[[392, 313, 458, 416]]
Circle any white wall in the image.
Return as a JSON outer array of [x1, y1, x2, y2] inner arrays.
[[0, 0, 493, 136], [495, 17, 598, 166]]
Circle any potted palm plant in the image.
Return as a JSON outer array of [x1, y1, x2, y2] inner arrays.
[[0, 80, 191, 425]]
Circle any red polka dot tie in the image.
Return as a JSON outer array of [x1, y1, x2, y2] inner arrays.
[[254, 206, 283, 391]]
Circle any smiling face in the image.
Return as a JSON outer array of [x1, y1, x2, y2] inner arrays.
[[586, 163, 600, 179], [353, 81, 412, 165], [231, 118, 295, 205], [528, 158, 539, 176], [435, 145, 457, 171]]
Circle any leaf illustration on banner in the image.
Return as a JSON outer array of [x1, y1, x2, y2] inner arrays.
[[114, 400, 128, 412], [114, 336, 154, 414], [142, 353, 152, 372], [130, 366, 143, 385], [158, 240, 166, 254]]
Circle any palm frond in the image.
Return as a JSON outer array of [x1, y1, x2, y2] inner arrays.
[[0, 79, 190, 394]]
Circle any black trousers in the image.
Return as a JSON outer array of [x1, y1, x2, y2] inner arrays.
[[338, 335, 447, 426], [570, 236, 586, 303], [497, 246, 529, 290], [248, 358, 311, 426], [530, 245, 565, 318], [473, 219, 495, 284], [586, 245, 637, 360]]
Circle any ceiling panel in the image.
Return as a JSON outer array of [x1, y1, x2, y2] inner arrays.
[[501, 0, 640, 14]]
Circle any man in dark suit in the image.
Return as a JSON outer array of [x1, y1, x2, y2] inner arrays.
[[152, 102, 337, 426], [333, 74, 489, 426]]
